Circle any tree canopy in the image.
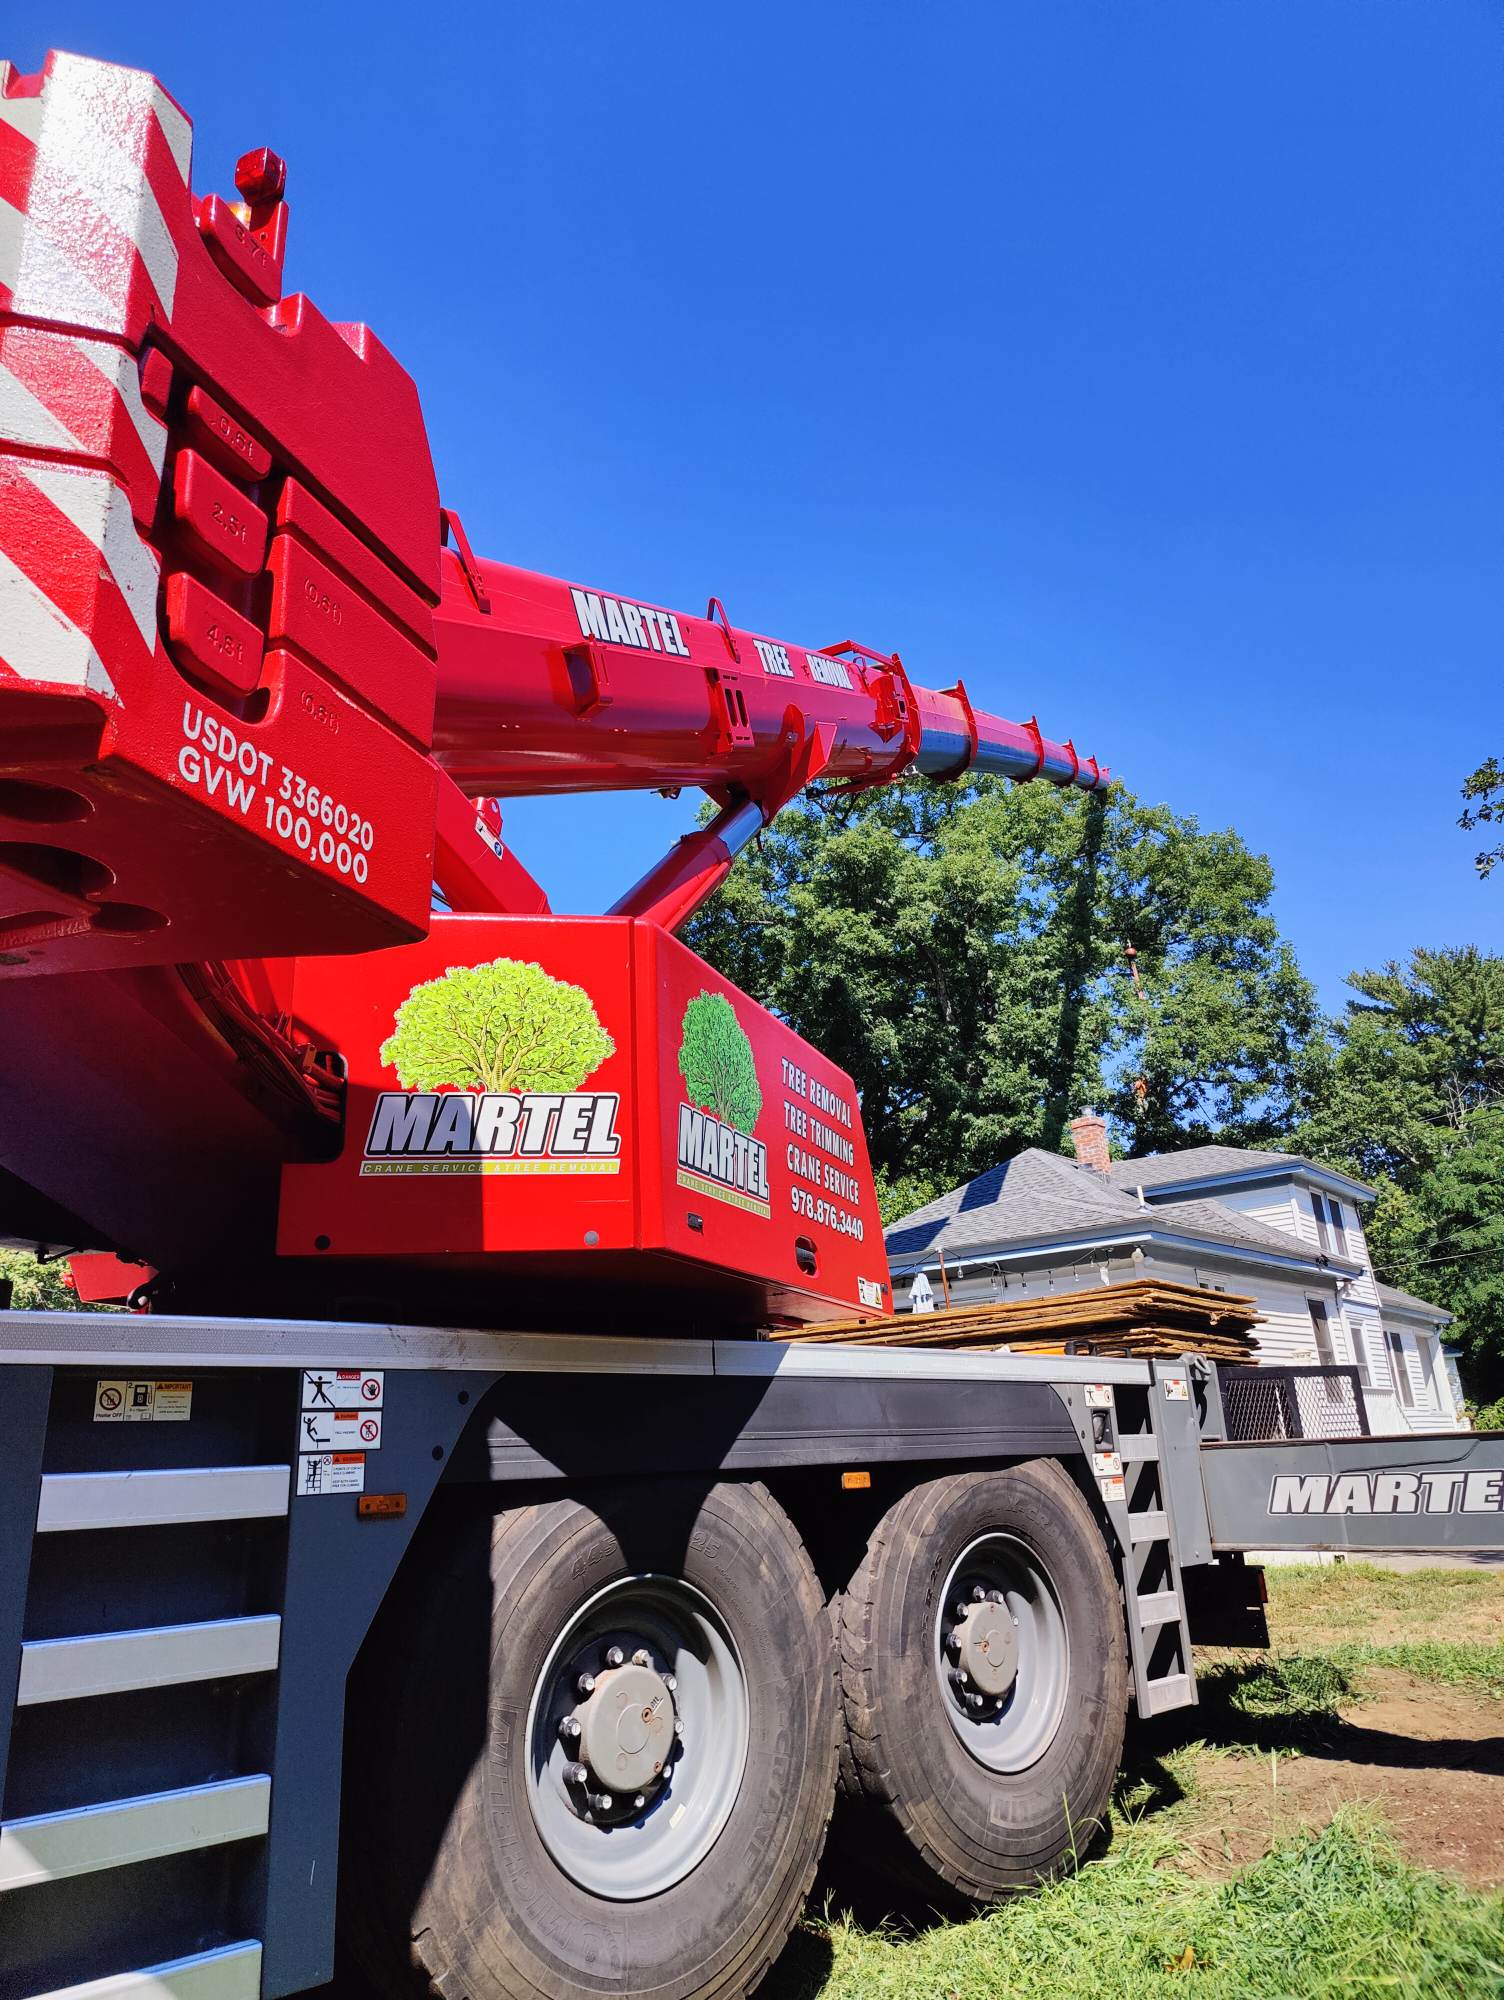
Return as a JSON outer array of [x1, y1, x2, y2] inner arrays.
[[1460, 757, 1504, 879], [683, 776, 1323, 1216], [380, 957, 615, 1094], [1295, 948, 1504, 1394]]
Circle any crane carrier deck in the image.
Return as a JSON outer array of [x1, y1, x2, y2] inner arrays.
[[2, 1313, 1501, 2000]]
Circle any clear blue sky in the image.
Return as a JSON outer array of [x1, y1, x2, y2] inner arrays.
[[19, 1, 1503, 1013]]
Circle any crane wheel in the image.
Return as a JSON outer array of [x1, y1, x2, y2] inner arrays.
[[342, 1479, 836, 2000], [836, 1460, 1128, 1908]]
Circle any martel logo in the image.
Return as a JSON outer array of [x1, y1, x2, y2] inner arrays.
[[675, 991, 769, 1218], [1269, 1471, 1504, 1516], [363, 956, 621, 1177]]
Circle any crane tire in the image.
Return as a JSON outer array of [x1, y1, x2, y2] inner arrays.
[[342, 1478, 836, 2000], [836, 1459, 1128, 1909]]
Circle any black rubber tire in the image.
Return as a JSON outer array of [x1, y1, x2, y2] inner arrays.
[[342, 1479, 836, 2000], [837, 1460, 1128, 1908]]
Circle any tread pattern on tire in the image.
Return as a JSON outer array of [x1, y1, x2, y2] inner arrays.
[[836, 1460, 1129, 1908], [343, 1479, 837, 2000]]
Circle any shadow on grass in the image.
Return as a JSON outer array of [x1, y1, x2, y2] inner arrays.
[[1118, 1654, 1504, 1819]]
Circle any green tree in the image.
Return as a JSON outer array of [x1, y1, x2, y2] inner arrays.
[[0, 1248, 84, 1310], [1296, 948, 1504, 1394], [1460, 757, 1504, 878], [380, 958, 614, 1093], [682, 775, 1322, 1193], [677, 992, 763, 1132]]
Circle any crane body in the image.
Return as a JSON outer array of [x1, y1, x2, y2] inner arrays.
[[2, 50, 1499, 2000]]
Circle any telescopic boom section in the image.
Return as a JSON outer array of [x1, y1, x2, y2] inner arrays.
[[431, 550, 1107, 929]]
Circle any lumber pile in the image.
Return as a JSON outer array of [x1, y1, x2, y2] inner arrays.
[[787, 1278, 1259, 1363]]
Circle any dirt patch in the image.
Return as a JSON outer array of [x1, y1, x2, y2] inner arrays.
[[1173, 1671, 1504, 1888]]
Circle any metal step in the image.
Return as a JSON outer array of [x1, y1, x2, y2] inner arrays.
[[1126, 1509, 1169, 1543], [18, 1615, 282, 1706], [36, 1466, 290, 1533], [1116, 1434, 1160, 1461], [24, 1942, 263, 2000], [0, 1776, 271, 1891], [1134, 1589, 1182, 1629], [1138, 1673, 1195, 1717]]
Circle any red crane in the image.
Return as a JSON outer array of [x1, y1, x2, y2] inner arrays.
[[0, 48, 1107, 1330]]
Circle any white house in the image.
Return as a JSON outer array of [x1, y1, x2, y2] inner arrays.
[[883, 1118, 1462, 1434]]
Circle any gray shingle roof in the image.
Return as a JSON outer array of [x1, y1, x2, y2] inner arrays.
[[884, 1148, 1347, 1273], [1102, 1144, 1375, 1200], [1375, 1281, 1452, 1324]]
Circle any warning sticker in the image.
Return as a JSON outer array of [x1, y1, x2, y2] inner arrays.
[[94, 1379, 193, 1423], [1084, 1384, 1114, 1410], [1092, 1450, 1123, 1479], [298, 1408, 383, 1452], [302, 1369, 383, 1410], [1162, 1377, 1190, 1402], [297, 1452, 366, 1497], [1098, 1474, 1126, 1506]]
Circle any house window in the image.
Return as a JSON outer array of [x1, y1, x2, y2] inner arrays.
[[1310, 1193, 1330, 1251], [1307, 1298, 1338, 1367], [1386, 1330, 1416, 1409], [1326, 1198, 1347, 1256]]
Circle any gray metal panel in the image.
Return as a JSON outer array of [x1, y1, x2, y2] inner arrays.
[[1202, 1433, 1504, 1551], [0, 1775, 270, 1890], [18, 1616, 281, 1706], [0, 1366, 51, 1817], [0, 1308, 1152, 1385], [25, 1941, 262, 2000], [1150, 1359, 1215, 1567], [36, 1466, 290, 1532], [260, 1368, 472, 1999]]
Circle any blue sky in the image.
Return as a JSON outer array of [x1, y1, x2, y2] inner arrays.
[[19, 1, 1502, 1013]]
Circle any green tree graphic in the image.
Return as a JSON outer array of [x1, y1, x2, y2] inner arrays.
[[379, 958, 614, 1093], [678, 991, 762, 1133]]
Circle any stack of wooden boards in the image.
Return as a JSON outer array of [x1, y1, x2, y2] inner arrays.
[[788, 1279, 1259, 1363]]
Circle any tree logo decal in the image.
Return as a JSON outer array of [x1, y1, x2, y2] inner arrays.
[[363, 958, 622, 1178], [380, 957, 614, 1093], [675, 990, 770, 1217], [677, 990, 763, 1133]]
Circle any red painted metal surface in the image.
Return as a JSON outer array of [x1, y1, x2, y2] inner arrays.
[[0, 49, 1109, 1328]]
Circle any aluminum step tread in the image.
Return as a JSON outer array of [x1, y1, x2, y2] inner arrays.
[[22, 1942, 263, 2000], [0, 1777, 271, 1891], [36, 1466, 290, 1533], [18, 1615, 282, 1706]]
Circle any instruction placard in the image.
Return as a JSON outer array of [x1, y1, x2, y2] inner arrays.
[[94, 1379, 193, 1423]]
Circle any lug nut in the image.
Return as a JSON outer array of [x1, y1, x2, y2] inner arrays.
[[633, 1793, 647, 1810], [605, 1646, 624, 1668], [591, 1793, 612, 1814], [577, 1673, 595, 1697], [953, 1599, 970, 1621], [987, 1589, 1004, 1604], [559, 1716, 582, 1741], [972, 1585, 985, 1601], [632, 1648, 651, 1667], [565, 1762, 589, 1785], [663, 1673, 677, 1694], [949, 1667, 969, 1688], [674, 1717, 685, 1737]]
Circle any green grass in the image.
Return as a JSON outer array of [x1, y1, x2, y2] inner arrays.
[[769, 1566, 1504, 1997], [770, 1816, 1504, 1999]]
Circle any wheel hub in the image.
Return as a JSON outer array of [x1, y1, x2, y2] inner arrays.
[[574, 1658, 676, 1797], [949, 1594, 1018, 1698]]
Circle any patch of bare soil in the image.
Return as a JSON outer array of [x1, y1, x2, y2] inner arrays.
[[1178, 1672, 1504, 1888]]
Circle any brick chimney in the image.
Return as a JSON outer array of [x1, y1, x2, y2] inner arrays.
[[1068, 1110, 1111, 1174]]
